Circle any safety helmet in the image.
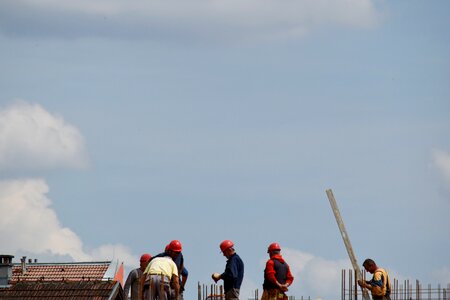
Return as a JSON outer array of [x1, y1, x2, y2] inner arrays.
[[168, 240, 183, 252], [267, 242, 281, 253], [140, 253, 152, 262], [220, 240, 234, 252]]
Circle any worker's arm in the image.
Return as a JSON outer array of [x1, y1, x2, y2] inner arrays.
[[171, 275, 180, 299], [139, 274, 146, 300], [285, 265, 294, 286], [123, 270, 136, 300], [180, 267, 188, 292], [265, 260, 278, 284]]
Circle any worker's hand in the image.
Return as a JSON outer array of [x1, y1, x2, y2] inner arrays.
[[357, 280, 366, 288], [212, 273, 221, 282], [279, 284, 289, 292]]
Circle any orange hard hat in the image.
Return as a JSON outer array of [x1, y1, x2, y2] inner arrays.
[[267, 242, 281, 253], [168, 240, 183, 252], [140, 253, 152, 262], [220, 240, 234, 252]]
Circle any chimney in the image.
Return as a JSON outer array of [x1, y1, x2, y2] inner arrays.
[[20, 256, 27, 274], [0, 254, 14, 287]]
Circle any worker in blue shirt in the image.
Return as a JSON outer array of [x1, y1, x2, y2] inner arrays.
[[212, 240, 244, 300]]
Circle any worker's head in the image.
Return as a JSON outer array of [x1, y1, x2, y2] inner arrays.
[[139, 253, 152, 270], [167, 240, 182, 259], [220, 240, 235, 258], [362, 258, 377, 274], [267, 242, 281, 256]]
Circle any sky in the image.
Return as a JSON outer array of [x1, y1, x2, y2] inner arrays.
[[0, 0, 449, 299]]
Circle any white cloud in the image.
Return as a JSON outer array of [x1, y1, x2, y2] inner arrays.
[[0, 0, 381, 42], [432, 149, 450, 190], [0, 101, 89, 172], [0, 102, 136, 274], [0, 178, 137, 269], [283, 248, 351, 298], [0, 179, 90, 261]]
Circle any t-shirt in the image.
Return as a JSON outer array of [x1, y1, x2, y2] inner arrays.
[[144, 256, 178, 280]]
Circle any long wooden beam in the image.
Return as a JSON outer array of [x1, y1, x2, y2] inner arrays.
[[326, 189, 370, 300]]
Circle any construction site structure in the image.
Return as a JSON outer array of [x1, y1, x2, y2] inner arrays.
[[341, 269, 450, 300], [198, 282, 224, 300], [198, 282, 307, 300]]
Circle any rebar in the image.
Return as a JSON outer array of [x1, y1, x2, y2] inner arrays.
[[340, 270, 449, 300]]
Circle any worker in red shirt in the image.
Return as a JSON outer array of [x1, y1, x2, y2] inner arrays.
[[261, 243, 294, 300]]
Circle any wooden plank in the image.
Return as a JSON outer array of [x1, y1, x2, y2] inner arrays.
[[326, 189, 371, 300]]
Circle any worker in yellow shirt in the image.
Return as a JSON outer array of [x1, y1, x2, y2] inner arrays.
[[140, 256, 179, 300], [358, 258, 391, 300]]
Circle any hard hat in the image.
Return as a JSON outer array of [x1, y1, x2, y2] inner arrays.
[[164, 244, 169, 252], [267, 242, 281, 253], [140, 253, 152, 262], [168, 240, 183, 252], [220, 240, 234, 252]]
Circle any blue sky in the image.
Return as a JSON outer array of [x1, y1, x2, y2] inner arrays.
[[0, 0, 449, 299]]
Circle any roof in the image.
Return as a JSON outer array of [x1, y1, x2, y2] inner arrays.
[[11, 261, 111, 282], [0, 280, 123, 300]]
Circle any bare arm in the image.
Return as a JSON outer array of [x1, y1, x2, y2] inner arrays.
[[171, 275, 180, 299]]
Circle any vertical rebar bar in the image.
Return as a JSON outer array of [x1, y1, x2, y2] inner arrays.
[[416, 280, 419, 300], [349, 268, 353, 300]]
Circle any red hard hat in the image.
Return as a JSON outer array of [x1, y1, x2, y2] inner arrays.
[[267, 242, 281, 253], [140, 253, 152, 262], [220, 240, 234, 252], [168, 240, 183, 253]]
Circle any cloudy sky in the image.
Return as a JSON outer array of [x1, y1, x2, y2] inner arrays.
[[0, 0, 449, 299]]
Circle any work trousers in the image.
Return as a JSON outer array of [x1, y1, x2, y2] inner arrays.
[[372, 295, 391, 300], [261, 289, 288, 300], [224, 288, 240, 300], [143, 275, 171, 300]]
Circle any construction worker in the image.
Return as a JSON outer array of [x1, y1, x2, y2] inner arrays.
[[151, 241, 184, 276], [261, 243, 294, 300], [212, 240, 244, 300], [140, 255, 179, 300], [123, 253, 152, 300], [357, 258, 391, 300], [151, 240, 186, 299]]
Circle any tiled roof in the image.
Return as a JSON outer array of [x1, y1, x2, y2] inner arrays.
[[0, 280, 123, 299], [11, 262, 111, 282]]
